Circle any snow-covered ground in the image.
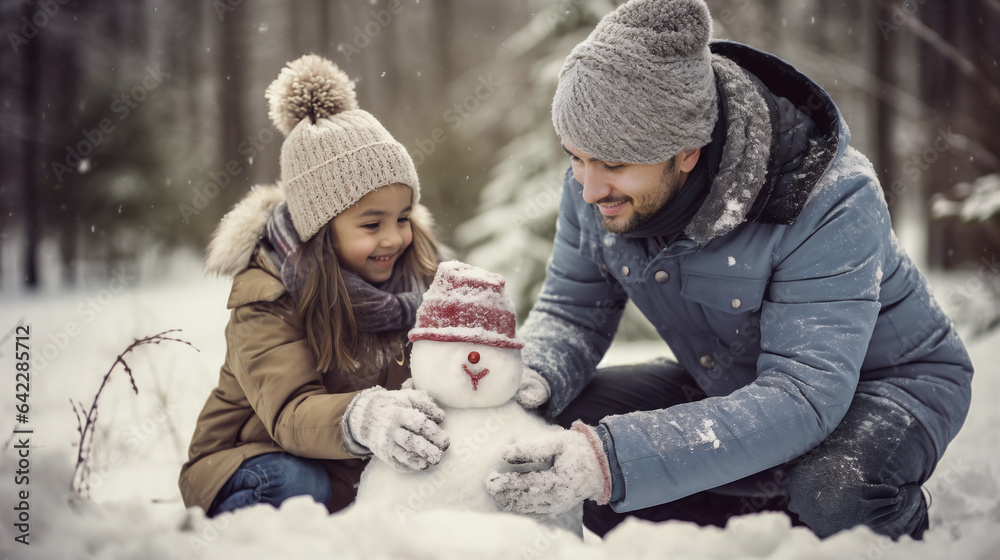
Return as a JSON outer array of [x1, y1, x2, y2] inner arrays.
[[1, 252, 998, 559]]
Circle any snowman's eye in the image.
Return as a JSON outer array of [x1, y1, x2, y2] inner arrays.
[[467, 351, 480, 364]]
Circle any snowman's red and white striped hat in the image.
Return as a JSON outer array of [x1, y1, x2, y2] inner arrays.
[[408, 260, 524, 350]]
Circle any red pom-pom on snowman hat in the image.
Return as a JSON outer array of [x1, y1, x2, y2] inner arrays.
[[408, 261, 524, 350]]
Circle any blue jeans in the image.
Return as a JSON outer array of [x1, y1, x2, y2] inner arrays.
[[556, 360, 935, 540], [207, 452, 332, 517]]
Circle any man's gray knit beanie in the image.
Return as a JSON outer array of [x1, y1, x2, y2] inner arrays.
[[552, 0, 718, 164]]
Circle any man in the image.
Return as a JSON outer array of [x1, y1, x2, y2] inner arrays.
[[485, 0, 973, 541]]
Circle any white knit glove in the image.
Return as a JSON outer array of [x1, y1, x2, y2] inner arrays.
[[514, 366, 550, 410], [486, 421, 612, 516], [342, 386, 450, 472]]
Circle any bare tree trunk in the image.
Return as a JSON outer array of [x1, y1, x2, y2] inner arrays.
[[292, 1, 316, 57], [918, 0, 1000, 268], [56, 32, 84, 287], [433, 0, 455, 85], [21, 1, 41, 290], [218, 3, 249, 211], [872, 1, 897, 213], [317, 0, 331, 57]]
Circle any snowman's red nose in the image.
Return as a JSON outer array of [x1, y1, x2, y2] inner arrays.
[[467, 351, 480, 364]]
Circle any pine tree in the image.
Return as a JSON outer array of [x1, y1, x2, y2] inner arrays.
[[456, 0, 658, 340]]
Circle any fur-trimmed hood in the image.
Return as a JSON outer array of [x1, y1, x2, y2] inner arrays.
[[204, 184, 437, 277], [205, 185, 285, 277]]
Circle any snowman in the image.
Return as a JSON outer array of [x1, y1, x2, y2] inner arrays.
[[355, 261, 582, 536]]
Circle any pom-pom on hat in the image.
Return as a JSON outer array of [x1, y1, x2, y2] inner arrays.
[[409, 261, 524, 350], [265, 54, 420, 241], [551, 0, 718, 164]]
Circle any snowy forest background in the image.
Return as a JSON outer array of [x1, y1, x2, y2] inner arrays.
[[1, 0, 998, 318], [2, 1, 1000, 558]]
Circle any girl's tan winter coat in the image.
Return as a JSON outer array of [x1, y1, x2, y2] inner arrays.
[[179, 185, 418, 513]]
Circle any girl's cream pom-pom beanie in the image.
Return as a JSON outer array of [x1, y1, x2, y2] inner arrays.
[[265, 54, 419, 241]]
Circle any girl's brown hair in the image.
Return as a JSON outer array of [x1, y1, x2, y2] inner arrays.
[[294, 211, 438, 373]]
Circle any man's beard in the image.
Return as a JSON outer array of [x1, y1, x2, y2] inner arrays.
[[597, 160, 682, 234]]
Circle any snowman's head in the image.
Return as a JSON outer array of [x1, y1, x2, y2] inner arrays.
[[407, 261, 525, 409], [410, 340, 522, 408]]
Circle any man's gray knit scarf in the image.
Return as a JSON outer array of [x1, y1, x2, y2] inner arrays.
[[683, 55, 773, 246]]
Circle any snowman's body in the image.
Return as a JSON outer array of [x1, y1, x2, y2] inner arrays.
[[357, 399, 581, 534], [355, 300, 583, 535]]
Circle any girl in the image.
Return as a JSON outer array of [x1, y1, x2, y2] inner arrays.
[[178, 55, 450, 517]]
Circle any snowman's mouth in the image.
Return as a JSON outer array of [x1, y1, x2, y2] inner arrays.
[[462, 364, 490, 390]]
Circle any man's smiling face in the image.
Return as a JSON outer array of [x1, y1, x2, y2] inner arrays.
[[562, 140, 699, 234]]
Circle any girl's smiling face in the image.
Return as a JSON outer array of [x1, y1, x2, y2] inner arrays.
[[331, 184, 414, 284]]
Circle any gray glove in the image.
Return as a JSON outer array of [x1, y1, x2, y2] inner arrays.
[[341, 269, 422, 332], [514, 366, 550, 410], [486, 421, 612, 516], [342, 386, 450, 472]]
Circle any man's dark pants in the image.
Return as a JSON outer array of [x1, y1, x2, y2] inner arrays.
[[554, 359, 936, 540]]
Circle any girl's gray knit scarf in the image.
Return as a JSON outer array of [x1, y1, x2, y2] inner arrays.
[[264, 201, 422, 333]]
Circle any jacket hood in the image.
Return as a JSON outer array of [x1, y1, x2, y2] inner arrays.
[[205, 184, 438, 278], [681, 41, 843, 246], [205, 184, 286, 277]]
